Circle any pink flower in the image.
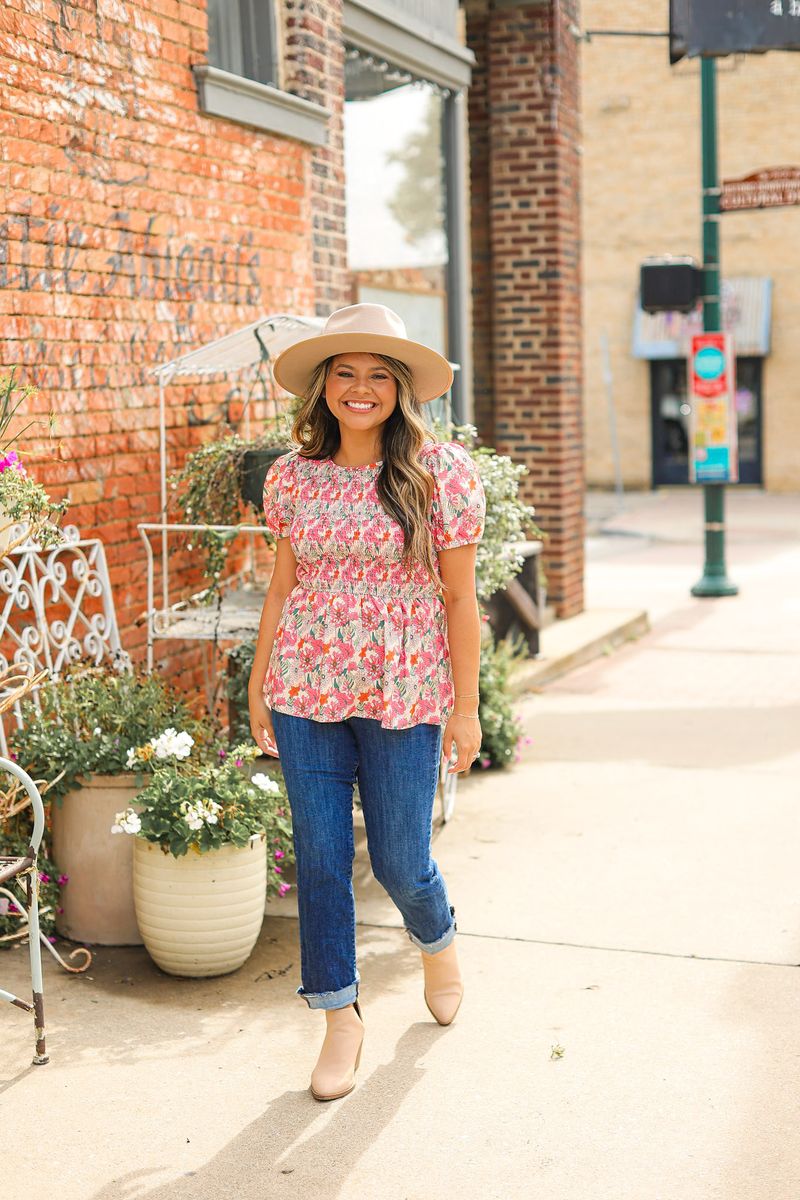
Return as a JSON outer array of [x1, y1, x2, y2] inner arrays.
[[235, 758, 243, 767], [0, 450, 25, 475], [278, 883, 291, 896], [39, 872, 51, 883], [274, 849, 284, 859], [57, 906, 64, 914], [273, 865, 283, 875], [47, 935, 56, 943], [57, 874, 69, 886]]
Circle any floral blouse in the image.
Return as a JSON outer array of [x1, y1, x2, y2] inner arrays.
[[260, 441, 486, 730]]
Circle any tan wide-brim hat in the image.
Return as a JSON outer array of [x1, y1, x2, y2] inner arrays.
[[272, 303, 454, 404]]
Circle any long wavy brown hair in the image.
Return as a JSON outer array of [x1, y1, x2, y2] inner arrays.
[[289, 353, 443, 589]]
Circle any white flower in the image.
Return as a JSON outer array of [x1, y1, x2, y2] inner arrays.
[[182, 806, 204, 832], [126, 748, 138, 769], [111, 808, 141, 835], [180, 797, 221, 831], [250, 773, 280, 796], [150, 728, 194, 761], [93, 726, 102, 737]]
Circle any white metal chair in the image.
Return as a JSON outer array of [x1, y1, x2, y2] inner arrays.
[[0, 756, 51, 1064]]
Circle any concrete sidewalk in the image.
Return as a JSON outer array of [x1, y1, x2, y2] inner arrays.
[[3, 488, 800, 1199]]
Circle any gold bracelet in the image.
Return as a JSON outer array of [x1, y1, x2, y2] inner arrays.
[[453, 712, 481, 720], [456, 692, 479, 698]]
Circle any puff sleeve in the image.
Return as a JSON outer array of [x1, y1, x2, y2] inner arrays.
[[262, 451, 297, 539], [427, 441, 486, 552]]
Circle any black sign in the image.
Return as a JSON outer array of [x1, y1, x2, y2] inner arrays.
[[670, 0, 800, 63]]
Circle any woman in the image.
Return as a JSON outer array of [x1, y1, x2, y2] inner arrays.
[[248, 303, 486, 1102]]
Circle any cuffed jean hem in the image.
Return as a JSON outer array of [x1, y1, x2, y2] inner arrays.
[[297, 980, 359, 1011], [407, 919, 457, 956]]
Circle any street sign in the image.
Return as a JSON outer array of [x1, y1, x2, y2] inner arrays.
[[688, 333, 739, 484], [721, 166, 800, 211], [670, 0, 800, 62]]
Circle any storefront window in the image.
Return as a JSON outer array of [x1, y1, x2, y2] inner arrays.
[[344, 48, 452, 425]]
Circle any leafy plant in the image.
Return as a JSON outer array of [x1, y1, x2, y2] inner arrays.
[[114, 742, 294, 899], [475, 624, 530, 770], [168, 407, 300, 586], [432, 419, 544, 602], [0, 372, 68, 550], [227, 637, 256, 744], [11, 663, 207, 805]]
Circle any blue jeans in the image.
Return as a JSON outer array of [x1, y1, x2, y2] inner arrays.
[[270, 710, 457, 1010]]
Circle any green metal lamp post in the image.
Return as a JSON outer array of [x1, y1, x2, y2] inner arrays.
[[691, 57, 738, 598]]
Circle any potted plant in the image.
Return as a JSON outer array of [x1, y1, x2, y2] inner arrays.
[[11, 663, 206, 945], [0, 370, 68, 554], [169, 403, 301, 585], [115, 741, 294, 977]]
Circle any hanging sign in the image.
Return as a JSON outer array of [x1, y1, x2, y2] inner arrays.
[[670, 0, 800, 63], [688, 333, 739, 484], [721, 167, 800, 210]]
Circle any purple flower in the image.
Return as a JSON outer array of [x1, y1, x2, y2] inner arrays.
[[57, 874, 69, 886], [218, 749, 227, 759], [56, 906, 64, 914], [39, 872, 51, 883]]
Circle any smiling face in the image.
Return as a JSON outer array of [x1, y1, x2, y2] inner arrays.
[[324, 353, 399, 432]]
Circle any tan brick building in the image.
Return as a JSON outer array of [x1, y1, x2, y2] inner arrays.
[[582, 0, 800, 492]]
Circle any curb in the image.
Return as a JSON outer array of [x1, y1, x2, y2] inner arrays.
[[509, 607, 650, 694]]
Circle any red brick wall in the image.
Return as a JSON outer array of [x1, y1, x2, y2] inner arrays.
[[283, 0, 349, 315], [466, 1, 584, 617], [0, 0, 343, 690]]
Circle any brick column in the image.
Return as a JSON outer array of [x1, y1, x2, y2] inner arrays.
[[283, 0, 349, 314], [466, 1, 584, 617]]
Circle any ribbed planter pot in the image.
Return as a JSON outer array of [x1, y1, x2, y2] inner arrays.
[[132, 836, 267, 978], [51, 774, 143, 946]]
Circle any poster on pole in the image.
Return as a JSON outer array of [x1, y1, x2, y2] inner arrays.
[[688, 333, 739, 484]]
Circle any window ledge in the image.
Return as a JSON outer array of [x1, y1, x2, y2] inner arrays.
[[193, 65, 330, 147]]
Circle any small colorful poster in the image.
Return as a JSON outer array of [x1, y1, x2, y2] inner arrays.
[[688, 333, 739, 484]]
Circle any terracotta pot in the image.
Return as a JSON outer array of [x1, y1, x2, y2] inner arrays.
[[51, 774, 143, 945], [132, 836, 267, 978]]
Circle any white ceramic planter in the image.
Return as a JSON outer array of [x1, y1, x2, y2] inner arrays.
[[51, 774, 143, 945], [132, 836, 267, 977]]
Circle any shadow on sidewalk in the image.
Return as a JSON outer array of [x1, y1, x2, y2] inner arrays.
[[88, 1022, 446, 1200]]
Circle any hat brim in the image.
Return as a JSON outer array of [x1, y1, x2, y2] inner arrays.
[[272, 332, 454, 405]]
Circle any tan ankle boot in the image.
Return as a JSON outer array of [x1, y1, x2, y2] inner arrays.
[[310, 1000, 364, 1101], [422, 942, 463, 1026]]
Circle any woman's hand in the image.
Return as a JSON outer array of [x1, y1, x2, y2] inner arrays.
[[442, 713, 482, 775], [249, 690, 279, 759]]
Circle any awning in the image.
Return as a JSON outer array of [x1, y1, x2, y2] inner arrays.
[[632, 276, 772, 359], [152, 314, 325, 380]]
